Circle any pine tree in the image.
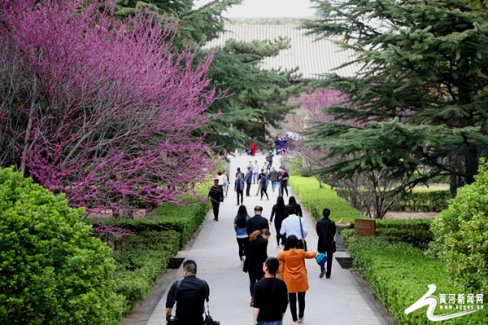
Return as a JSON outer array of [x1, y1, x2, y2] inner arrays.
[[115, 0, 302, 149], [304, 0, 488, 196]]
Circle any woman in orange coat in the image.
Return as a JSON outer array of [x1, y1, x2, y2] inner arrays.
[[277, 235, 316, 324]]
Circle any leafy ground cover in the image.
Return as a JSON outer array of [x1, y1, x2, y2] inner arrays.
[[342, 230, 487, 324], [91, 187, 210, 313], [290, 174, 486, 324]]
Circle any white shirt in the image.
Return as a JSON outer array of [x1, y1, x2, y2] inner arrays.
[[217, 175, 226, 186], [280, 215, 307, 240], [253, 164, 260, 173]]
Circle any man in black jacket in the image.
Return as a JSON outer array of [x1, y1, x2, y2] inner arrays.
[[316, 208, 336, 279], [208, 178, 224, 221], [247, 205, 269, 235], [165, 260, 210, 325], [252, 257, 288, 325]]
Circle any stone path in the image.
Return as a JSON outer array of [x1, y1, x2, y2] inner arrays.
[[146, 154, 386, 325]]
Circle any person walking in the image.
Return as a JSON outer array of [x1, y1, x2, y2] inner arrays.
[[244, 167, 253, 197], [234, 205, 250, 262], [270, 196, 288, 248], [247, 206, 269, 235], [250, 141, 257, 156], [316, 208, 337, 279], [252, 257, 288, 325], [222, 170, 229, 197], [259, 170, 269, 200], [265, 151, 274, 170], [165, 259, 210, 325], [235, 172, 245, 206], [280, 212, 307, 251], [255, 169, 263, 196], [243, 229, 271, 307], [286, 196, 303, 217], [253, 160, 260, 184], [208, 178, 224, 221], [277, 235, 316, 325], [269, 167, 277, 192], [278, 167, 289, 197]]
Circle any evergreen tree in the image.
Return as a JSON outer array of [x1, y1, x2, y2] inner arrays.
[[304, 0, 488, 196], [115, 0, 302, 149], [203, 39, 302, 148]]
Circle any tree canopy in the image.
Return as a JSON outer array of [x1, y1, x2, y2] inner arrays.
[[115, 0, 302, 150], [304, 0, 488, 196], [0, 0, 216, 211]]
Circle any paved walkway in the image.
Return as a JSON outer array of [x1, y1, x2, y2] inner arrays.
[[147, 154, 385, 325]]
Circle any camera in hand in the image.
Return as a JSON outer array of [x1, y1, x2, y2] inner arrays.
[[166, 315, 178, 325]]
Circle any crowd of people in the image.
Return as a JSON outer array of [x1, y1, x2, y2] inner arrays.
[[166, 153, 337, 325]]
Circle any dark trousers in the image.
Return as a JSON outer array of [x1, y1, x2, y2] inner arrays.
[[289, 292, 306, 321], [236, 237, 247, 259], [246, 182, 251, 196], [279, 183, 288, 197], [274, 222, 282, 246], [236, 189, 243, 205], [320, 249, 334, 277], [260, 186, 269, 200], [248, 269, 264, 297], [211, 201, 220, 220]]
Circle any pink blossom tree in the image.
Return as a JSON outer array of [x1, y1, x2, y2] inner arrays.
[[296, 88, 407, 218], [0, 0, 217, 212]]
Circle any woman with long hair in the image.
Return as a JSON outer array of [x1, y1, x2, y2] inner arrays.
[[243, 228, 271, 306], [286, 196, 303, 217], [270, 196, 288, 247], [234, 205, 250, 262], [277, 235, 316, 324]]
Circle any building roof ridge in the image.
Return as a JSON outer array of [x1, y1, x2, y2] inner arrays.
[[226, 18, 314, 26]]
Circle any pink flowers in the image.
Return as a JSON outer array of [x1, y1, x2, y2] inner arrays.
[[0, 0, 216, 211]]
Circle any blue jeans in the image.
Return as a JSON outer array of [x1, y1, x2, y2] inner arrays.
[[257, 321, 282, 325]]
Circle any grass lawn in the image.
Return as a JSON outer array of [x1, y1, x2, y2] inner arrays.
[[289, 175, 361, 223]]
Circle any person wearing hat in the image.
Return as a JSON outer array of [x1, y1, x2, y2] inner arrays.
[[208, 178, 224, 221], [316, 208, 336, 278]]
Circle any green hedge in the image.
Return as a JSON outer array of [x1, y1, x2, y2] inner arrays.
[[90, 189, 210, 313], [342, 230, 487, 324], [113, 231, 180, 311], [94, 193, 209, 249], [390, 189, 450, 212], [289, 176, 361, 223], [0, 167, 123, 325], [375, 219, 433, 249], [430, 162, 488, 292]]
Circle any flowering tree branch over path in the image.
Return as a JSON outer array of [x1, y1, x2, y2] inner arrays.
[[0, 0, 217, 211]]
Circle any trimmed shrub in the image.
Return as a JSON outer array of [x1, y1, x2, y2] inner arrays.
[[0, 167, 123, 324], [112, 230, 180, 311], [376, 219, 433, 249], [88, 189, 208, 312], [390, 189, 450, 212], [342, 230, 487, 324], [430, 163, 488, 292]]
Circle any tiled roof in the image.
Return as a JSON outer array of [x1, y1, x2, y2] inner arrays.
[[205, 19, 361, 79]]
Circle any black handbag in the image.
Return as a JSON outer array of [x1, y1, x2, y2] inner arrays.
[[204, 302, 220, 325]]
